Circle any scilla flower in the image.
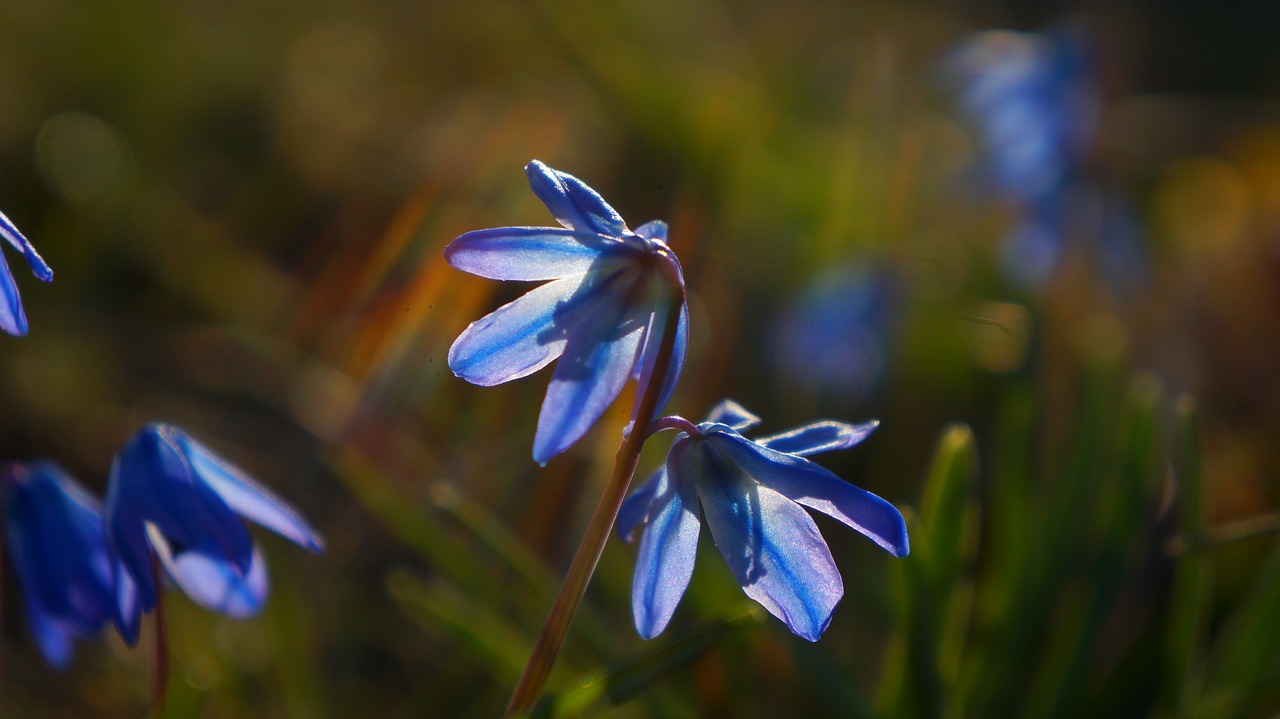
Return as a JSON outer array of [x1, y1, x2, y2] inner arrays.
[[2, 461, 127, 667], [105, 424, 324, 643], [446, 161, 687, 464], [0, 210, 54, 336], [773, 264, 896, 405], [618, 401, 908, 641]]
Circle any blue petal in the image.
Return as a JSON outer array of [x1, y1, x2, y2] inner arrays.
[[105, 488, 155, 630], [756, 420, 879, 457], [24, 599, 76, 669], [0, 210, 53, 281], [179, 433, 324, 553], [685, 436, 843, 641], [151, 532, 268, 618], [705, 400, 762, 432], [4, 463, 116, 629], [0, 250, 28, 336], [106, 425, 256, 588], [448, 273, 593, 386], [444, 227, 631, 281], [630, 287, 688, 423], [635, 220, 668, 243], [631, 461, 701, 639], [717, 432, 909, 558], [617, 469, 662, 542], [525, 160, 628, 236], [113, 564, 141, 646], [532, 273, 649, 463]]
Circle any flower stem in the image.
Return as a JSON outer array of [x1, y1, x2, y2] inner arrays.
[[150, 556, 169, 715], [0, 525, 6, 708], [647, 415, 702, 440], [504, 289, 685, 718]]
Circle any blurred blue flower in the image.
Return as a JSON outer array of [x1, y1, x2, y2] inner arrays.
[[617, 400, 908, 641], [104, 423, 324, 644], [0, 210, 54, 336], [945, 25, 1149, 291], [446, 160, 688, 464], [2, 461, 127, 668], [773, 264, 895, 404], [946, 26, 1097, 204]]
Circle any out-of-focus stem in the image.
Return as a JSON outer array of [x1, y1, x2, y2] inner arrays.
[[150, 556, 169, 715], [504, 284, 685, 718], [0, 521, 6, 708], [1166, 512, 1280, 555]]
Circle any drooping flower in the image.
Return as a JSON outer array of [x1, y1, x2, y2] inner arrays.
[[618, 400, 908, 641], [0, 210, 54, 336], [2, 461, 127, 668], [446, 160, 688, 464], [104, 423, 324, 644]]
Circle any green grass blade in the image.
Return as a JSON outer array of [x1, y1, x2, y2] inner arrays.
[[527, 605, 764, 718], [1163, 396, 1211, 718]]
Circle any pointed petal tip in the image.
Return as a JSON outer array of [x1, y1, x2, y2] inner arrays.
[[302, 532, 326, 554], [531, 449, 553, 467], [888, 525, 910, 558], [794, 619, 830, 642], [635, 617, 667, 640]]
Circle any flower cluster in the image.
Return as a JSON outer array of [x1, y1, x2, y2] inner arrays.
[[447, 162, 908, 642], [944, 24, 1146, 290], [1, 424, 322, 666]]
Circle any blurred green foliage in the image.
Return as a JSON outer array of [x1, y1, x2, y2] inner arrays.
[[2, 1, 1280, 717]]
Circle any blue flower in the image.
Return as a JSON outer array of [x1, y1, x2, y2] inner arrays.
[[617, 401, 908, 641], [2, 461, 127, 668], [104, 424, 324, 644], [772, 264, 896, 405], [945, 26, 1096, 205], [944, 25, 1148, 292], [0, 210, 54, 336], [446, 161, 688, 464]]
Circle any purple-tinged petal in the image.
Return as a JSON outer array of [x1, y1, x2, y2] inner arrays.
[[0, 251, 28, 336], [716, 432, 908, 558], [113, 565, 141, 646], [4, 463, 116, 629], [756, 420, 879, 457], [178, 434, 324, 553], [705, 400, 762, 433], [525, 160, 628, 236], [106, 506, 152, 639], [444, 227, 633, 281], [0, 210, 53, 282], [617, 469, 663, 543], [635, 220, 668, 243], [532, 274, 649, 463], [631, 460, 701, 639], [686, 436, 843, 641], [106, 425, 256, 584], [150, 528, 268, 618], [631, 286, 688, 423], [448, 272, 599, 387], [24, 600, 76, 669]]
